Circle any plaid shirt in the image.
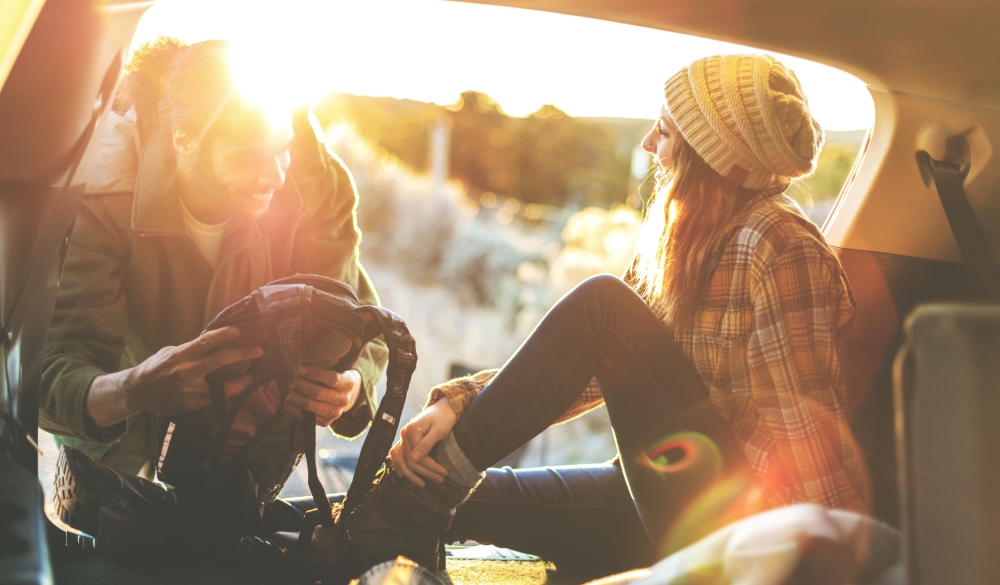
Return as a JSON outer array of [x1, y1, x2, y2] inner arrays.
[[427, 192, 868, 513]]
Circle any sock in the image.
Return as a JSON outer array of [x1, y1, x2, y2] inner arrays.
[[394, 432, 485, 518], [429, 432, 485, 489]]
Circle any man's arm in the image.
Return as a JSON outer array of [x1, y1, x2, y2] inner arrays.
[[85, 327, 260, 427], [288, 111, 389, 437], [41, 195, 134, 441], [40, 195, 260, 440]]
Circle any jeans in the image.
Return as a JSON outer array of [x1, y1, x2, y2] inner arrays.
[[265, 275, 749, 573], [263, 464, 654, 576], [452, 275, 748, 556], [445, 463, 655, 576]]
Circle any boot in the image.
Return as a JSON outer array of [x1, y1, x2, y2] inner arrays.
[[52, 445, 181, 562], [267, 462, 473, 580]]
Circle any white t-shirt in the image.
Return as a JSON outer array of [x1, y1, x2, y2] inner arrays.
[[180, 201, 227, 269]]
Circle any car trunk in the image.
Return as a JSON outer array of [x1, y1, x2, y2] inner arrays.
[[3, 0, 999, 583]]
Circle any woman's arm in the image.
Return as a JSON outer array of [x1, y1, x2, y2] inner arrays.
[[423, 369, 498, 417], [747, 236, 868, 512], [394, 361, 607, 486], [425, 369, 605, 424]]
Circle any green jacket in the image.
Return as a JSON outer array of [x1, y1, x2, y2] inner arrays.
[[40, 109, 388, 479]]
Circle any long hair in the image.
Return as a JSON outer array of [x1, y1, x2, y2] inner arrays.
[[631, 137, 758, 325]]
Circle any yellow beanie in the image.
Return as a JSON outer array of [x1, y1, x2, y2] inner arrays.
[[663, 54, 824, 190]]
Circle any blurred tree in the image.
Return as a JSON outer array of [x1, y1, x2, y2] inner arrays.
[[805, 143, 859, 200], [796, 130, 866, 203], [448, 90, 514, 193], [509, 105, 630, 208], [315, 92, 862, 214], [313, 93, 439, 172], [314, 91, 632, 210], [510, 105, 575, 206], [565, 117, 631, 209]]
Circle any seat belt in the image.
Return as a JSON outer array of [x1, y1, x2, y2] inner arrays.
[[928, 157, 1000, 300]]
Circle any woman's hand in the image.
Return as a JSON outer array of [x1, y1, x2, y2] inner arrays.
[[389, 398, 458, 487]]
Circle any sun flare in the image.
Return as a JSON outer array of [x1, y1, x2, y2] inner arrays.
[[132, 0, 874, 130], [226, 41, 314, 127]]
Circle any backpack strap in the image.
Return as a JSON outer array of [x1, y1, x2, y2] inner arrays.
[[302, 410, 333, 523], [298, 306, 416, 529], [343, 307, 416, 511]]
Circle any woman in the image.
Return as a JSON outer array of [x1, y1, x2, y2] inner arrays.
[[275, 53, 867, 577]]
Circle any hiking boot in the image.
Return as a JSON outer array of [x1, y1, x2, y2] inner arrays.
[[268, 464, 471, 580], [52, 445, 179, 562]]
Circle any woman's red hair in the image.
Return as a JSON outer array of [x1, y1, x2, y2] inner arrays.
[[631, 137, 758, 325]]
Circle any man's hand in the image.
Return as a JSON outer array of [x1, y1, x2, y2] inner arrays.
[[284, 366, 362, 427], [87, 327, 262, 428], [389, 398, 457, 487]]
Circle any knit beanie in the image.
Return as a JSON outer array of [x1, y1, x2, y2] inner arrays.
[[663, 54, 824, 190]]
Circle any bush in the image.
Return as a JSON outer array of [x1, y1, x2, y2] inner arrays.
[[330, 124, 466, 277], [391, 193, 461, 283], [440, 222, 541, 309]]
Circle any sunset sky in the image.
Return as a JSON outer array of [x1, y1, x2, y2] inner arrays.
[[130, 0, 875, 131]]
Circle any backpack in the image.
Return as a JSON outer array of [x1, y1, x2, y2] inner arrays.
[[155, 274, 416, 536]]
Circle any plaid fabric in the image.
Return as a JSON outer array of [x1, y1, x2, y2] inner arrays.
[[427, 192, 867, 513]]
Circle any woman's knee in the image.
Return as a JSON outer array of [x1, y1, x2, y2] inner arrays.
[[551, 274, 651, 338], [577, 274, 633, 298], [572, 274, 646, 312], [558, 275, 629, 317]]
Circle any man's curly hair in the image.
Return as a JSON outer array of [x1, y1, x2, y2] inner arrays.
[[113, 36, 187, 139]]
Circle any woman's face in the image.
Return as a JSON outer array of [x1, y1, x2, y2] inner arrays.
[[641, 104, 681, 179]]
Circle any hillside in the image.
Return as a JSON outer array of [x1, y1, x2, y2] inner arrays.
[[315, 92, 867, 215]]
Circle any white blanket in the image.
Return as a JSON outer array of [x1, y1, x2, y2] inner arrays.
[[587, 504, 903, 585]]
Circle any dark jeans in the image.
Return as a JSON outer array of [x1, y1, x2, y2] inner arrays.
[[266, 275, 748, 573], [264, 464, 653, 576], [452, 275, 748, 556], [445, 464, 655, 576]]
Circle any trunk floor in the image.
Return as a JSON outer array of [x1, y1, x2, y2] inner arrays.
[[52, 556, 585, 585]]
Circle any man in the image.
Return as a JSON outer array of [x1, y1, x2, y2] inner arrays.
[[39, 39, 388, 495]]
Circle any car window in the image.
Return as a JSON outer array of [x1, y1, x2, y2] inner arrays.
[[38, 0, 874, 509]]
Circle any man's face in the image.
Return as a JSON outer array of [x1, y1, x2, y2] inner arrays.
[[186, 114, 293, 221]]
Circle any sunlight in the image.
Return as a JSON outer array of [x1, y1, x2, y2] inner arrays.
[[131, 0, 875, 130], [226, 41, 315, 127]]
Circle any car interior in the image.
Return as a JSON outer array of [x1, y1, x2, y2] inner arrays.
[[2, 0, 998, 583]]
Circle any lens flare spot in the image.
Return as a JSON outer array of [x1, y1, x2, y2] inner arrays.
[[640, 432, 722, 476]]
